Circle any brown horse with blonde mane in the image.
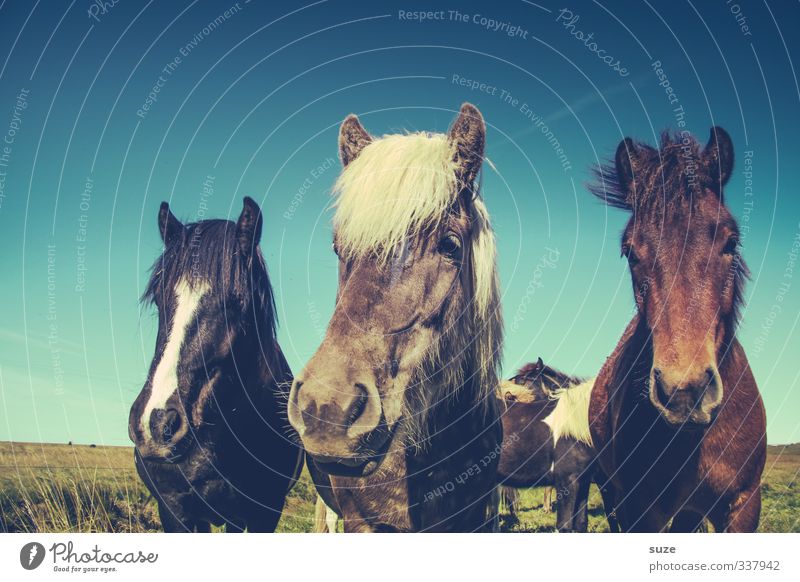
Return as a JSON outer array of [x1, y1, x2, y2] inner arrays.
[[288, 104, 503, 532], [588, 128, 766, 532]]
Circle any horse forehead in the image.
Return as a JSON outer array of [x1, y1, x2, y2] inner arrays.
[[153, 280, 210, 376], [164, 279, 210, 324]]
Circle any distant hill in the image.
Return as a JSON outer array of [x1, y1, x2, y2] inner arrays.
[[767, 443, 800, 457]]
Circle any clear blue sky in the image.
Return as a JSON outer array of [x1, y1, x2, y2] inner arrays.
[[0, 0, 798, 445]]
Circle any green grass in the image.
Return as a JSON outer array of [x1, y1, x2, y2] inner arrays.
[[1, 441, 798, 532], [499, 485, 611, 532]]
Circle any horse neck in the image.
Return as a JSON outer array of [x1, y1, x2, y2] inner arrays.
[[226, 299, 287, 417], [409, 334, 495, 454]]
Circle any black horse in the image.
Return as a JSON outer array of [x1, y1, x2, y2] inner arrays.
[[129, 197, 303, 532], [497, 359, 618, 532]]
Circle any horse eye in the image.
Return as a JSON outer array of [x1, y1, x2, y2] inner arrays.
[[437, 233, 462, 259], [622, 244, 639, 266], [722, 236, 738, 256]]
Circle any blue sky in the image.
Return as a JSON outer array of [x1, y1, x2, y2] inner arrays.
[[0, 0, 798, 445]]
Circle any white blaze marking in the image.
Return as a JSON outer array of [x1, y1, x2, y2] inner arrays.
[[141, 280, 209, 437]]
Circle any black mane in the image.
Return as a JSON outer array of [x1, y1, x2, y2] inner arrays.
[[512, 361, 582, 392], [142, 218, 277, 338]]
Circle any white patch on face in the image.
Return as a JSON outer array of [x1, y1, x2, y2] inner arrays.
[[141, 280, 209, 438]]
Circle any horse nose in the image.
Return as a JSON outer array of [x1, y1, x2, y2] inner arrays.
[[288, 377, 382, 458], [652, 368, 670, 409], [651, 367, 722, 425]]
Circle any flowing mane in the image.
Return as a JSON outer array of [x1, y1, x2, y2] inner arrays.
[[332, 130, 502, 445], [588, 130, 748, 327], [545, 378, 595, 446], [142, 218, 277, 338], [333, 133, 458, 259], [589, 131, 711, 212], [332, 131, 499, 325]]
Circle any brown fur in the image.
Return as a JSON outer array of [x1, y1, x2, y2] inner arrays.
[[588, 128, 766, 532], [288, 104, 503, 531]]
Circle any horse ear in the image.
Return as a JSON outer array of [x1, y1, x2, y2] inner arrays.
[[535, 357, 544, 372], [158, 202, 183, 246], [339, 114, 372, 166], [615, 137, 638, 199], [448, 103, 486, 187], [237, 196, 263, 258], [703, 126, 734, 190]]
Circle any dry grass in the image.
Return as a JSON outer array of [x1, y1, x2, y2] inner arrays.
[[0, 441, 797, 532], [0, 442, 158, 532]]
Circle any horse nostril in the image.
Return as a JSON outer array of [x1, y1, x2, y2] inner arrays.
[[652, 369, 671, 408], [345, 384, 369, 428], [162, 408, 183, 443]]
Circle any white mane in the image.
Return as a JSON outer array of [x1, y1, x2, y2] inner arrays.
[[544, 378, 595, 446], [333, 132, 457, 255], [332, 129, 502, 445], [331, 131, 498, 322]]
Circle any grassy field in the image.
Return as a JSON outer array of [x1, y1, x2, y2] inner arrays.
[[1, 441, 798, 532]]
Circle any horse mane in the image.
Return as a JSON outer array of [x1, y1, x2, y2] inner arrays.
[[332, 132, 458, 261], [545, 378, 595, 446], [589, 130, 749, 329], [142, 219, 277, 339], [332, 131, 502, 446], [512, 361, 582, 393], [589, 131, 715, 212]]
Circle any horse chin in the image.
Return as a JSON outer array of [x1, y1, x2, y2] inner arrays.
[[657, 408, 715, 432], [312, 457, 383, 478], [135, 435, 196, 465], [310, 422, 399, 478]]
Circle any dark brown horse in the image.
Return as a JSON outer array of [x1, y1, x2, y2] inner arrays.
[[288, 104, 503, 532], [588, 128, 766, 532], [129, 198, 303, 532]]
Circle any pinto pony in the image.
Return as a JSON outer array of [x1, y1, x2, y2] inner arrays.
[[588, 128, 766, 532], [497, 359, 615, 532], [288, 104, 503, 532], [129, 198, 303, 532]]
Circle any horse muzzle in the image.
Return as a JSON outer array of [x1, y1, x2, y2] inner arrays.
[[288, 375, 399, 476], [131, 406, 193, 463], [649, 366, 723, 428]]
